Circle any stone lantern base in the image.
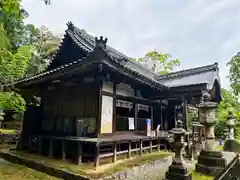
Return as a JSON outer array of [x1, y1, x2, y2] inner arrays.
[[223, 139, 240, 153], [165, 161, 192, 180], [195, 150, 226, 176]]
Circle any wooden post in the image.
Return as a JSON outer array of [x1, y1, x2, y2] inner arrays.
[[151, 106, 154, 130], [139, 139, 143, 156], [62, 140, 66, 161], [157, 137, 160, 151], [28, 136, 31, 151], [112, 82, 116, 133], [94, 143, 100, 168], [128, 141, 131, 158], [76, 142, 82, 165], [113, 142, 117, 162], [149, 138, 152, 153], [49, 139, 53, 157], [96, 64, 103, 137], [38, 136, 42, 154], [134, 103, 138, 132]]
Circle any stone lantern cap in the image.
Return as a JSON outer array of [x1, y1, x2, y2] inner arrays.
[[169, 120, 186, 135], [223, 127, 229, 133], [226, 111, 236, 128], [192, 121, 203, 127], [198, 92, 218, 109]]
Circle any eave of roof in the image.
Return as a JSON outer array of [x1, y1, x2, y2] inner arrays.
[[155, 62, 221, 90]]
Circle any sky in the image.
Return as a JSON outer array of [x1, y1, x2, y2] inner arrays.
[[22, 0, 240, 90]]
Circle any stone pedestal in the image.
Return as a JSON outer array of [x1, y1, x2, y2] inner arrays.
[[165, 120, 192, 180], [195, 92, 226, 176]]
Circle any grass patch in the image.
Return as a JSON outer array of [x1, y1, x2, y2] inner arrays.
[[0, 128, 17, 134], [8, 150, 171, 178], [0, 163, 60, 180], [192, 171, 214, 180]]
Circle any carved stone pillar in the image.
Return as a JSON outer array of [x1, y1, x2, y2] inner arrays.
[[165, 120, 192, 180], [191, 119, 203, 160], [195, 92, 226, 176]]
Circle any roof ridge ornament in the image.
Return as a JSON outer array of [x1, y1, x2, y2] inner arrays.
[[66, 21, 74, 30], [95, 36, 108, 50]]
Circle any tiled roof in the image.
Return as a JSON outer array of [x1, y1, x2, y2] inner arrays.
[[64, 22, 159, 83], [155, 63, 220, 89], [8, 21, 221, 92]]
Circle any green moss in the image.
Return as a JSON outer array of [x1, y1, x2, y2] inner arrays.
[[192, 171, 214, 180], [0, 163, 60, 180], [9, 150, 171, 178], [0, 128, 17, 134]]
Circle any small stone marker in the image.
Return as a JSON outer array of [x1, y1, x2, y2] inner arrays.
[[165, 119, 192, 180]]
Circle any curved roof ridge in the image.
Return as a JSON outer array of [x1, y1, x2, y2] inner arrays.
[[66, 21, 157, 76]]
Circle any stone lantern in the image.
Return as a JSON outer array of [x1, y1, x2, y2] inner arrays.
[[195, 92, 226, 176], [226, 111, 235, 140], [165, 120, 192, 180], [223, 111, 240, 152], [0, 109, 4, 128]]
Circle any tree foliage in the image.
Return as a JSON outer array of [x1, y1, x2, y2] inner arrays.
[[215, 88, 240, 139], [0, 0, 58, 119], [132, 51, 180, 74], [228, 53, 240, 98]]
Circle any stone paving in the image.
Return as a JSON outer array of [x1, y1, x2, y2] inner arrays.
[[99, 154, 196, 180]]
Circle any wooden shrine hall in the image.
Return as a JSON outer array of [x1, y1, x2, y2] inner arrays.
[[9, 22, 222, 167]]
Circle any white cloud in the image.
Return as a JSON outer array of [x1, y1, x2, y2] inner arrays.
[[22, 0, 240, 89]]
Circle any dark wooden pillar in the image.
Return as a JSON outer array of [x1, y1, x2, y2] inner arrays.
[[134, 89, 138, 132], [38, 136, 42, 154], [94, 143, 100, 168], [160, 100, 163, 130], [112, 142, 117, 162], [62, 140, 66, 161], [183, 98, 188, 130], [96, 64, 103, 137], [48, 139, 53, 157], [128, 141, 131, 158], [76, 142, 82, 165], [151, 106, 153, 130], [139, 139, 143, 156], [112, 82, 116, 133]]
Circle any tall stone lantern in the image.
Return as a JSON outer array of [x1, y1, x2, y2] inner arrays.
[[165, 120, 192, 180], [195, 92, 226, 176], [226, 111, 235, 140], [223, 111, 240, 152]]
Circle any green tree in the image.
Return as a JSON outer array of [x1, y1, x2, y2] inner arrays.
[[0, 0, 54, 119], [215, 88, 240, 139], [26, 25, 60, 76], [132, 51, 180, 74], [228, 53, 240, 98]]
